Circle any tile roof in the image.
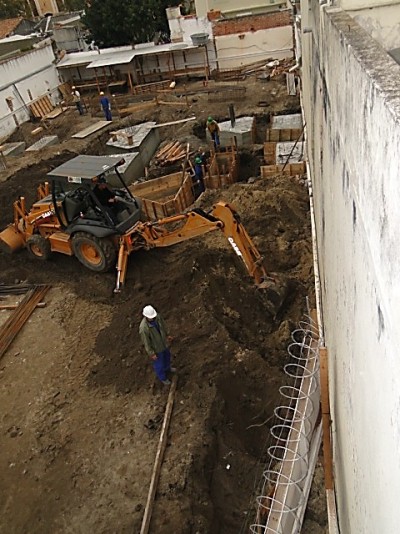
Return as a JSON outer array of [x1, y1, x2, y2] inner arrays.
[[0, 17, 24, 39]]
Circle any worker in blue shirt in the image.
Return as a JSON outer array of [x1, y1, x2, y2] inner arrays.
[[99, 91, 112, 121], [192, 154, 206, 198]]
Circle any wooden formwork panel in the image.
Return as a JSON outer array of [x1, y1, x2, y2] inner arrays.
[[266, 129, 303, 142], [205, 149, 238, 189], [260, 162, 306, 177], [29, 95, 54, 119], [264, 142, 276, 165], [130, 171, 195, 220]]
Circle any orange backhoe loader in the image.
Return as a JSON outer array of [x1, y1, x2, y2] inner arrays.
[[0, 155, 288, 314]]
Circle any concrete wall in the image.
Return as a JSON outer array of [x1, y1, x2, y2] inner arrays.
[[0, 45, 60, 137], [300, 4, 400, 533], [195, 0, 285, 18], [213, 10, 293, 68], [215, 25, 293, 68], [350, 3, 400, 50]]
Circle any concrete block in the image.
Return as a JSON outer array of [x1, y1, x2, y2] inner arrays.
[[276, 141, 305, 164], [106, 122, 160, 166], [271, 113, 303, 130], [206, 116, 255, 147], [102, 153, 145, 187], [0, 142, 26, 157], [26, 136, 59, 152]]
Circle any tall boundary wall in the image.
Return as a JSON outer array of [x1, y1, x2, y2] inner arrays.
[[300, 5, 400, 534]]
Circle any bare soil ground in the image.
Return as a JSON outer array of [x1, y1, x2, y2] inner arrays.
[[0, 75, 327, 533]]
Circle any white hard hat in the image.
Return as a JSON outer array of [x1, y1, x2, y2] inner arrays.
[[72, 86, 76, 89], [143, 305, 157, 319], [100, 91, 105, 95]]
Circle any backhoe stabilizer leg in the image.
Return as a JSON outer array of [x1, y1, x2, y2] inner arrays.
[[114, 242, 130, 293]]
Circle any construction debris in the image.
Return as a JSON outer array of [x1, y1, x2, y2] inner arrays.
[[154, 141, 188, 165], [0, 285, 50, 361]]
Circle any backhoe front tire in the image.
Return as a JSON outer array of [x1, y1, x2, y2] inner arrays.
[[72, 232, 116, 272], [26, 235, 51, 261]]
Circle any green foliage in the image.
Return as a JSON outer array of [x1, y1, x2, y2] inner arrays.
[[83, 0, 181, 47], [0, 0, 27, 19], [63, 0, 86, 11]]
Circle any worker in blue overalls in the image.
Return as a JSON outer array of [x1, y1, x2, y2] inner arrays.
[[99, 91, 112, 121]]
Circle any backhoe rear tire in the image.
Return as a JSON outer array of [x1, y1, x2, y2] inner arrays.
[[26, 235, 51, 261], [72, 232, 116, 272]]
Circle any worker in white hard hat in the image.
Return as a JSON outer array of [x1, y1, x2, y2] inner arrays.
[[99, 91, 112, 121], [71, 86, 84, 115], [139, 305, 175, 385]]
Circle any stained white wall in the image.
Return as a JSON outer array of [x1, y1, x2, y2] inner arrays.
[[215, 25, 293, 68], [0, 45, 60, 137], [300, 4, 400, 534], [350, 3, 400, 50], [194, 0, 285, 17]]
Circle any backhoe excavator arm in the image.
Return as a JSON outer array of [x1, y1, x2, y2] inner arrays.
[[115, 202, 274, 292]]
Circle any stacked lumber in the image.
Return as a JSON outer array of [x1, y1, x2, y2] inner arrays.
[[154, 141, 187, 165], [29, 95, 54, 119]]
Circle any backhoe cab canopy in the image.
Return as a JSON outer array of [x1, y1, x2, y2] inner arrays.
[[46, 155, 142, 234], [47, 155, 126, 184]]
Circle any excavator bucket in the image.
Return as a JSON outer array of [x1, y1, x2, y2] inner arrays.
[[0, 225, 25, 253], [258, 277, 290, 317]]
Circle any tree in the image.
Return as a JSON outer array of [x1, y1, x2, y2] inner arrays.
[[63, 0, 86, 11], [82, 0, 181, 47], [0, 0, 27, 19]]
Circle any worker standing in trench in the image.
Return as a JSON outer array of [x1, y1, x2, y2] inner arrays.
[[139, 305, 176, 386], [192, 153, 206, 198], [207, 116, 220, 151]]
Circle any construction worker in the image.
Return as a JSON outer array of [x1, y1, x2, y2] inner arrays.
[[192, 154, 206, 198], [99, 91, 112, 121], [139, 305, 175, 386], [92, 176, 120, 223], [207, 116, 220, 150], [71, 86, 84, 115]]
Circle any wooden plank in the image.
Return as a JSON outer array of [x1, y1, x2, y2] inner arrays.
[[131, 173, 182, 197], [72, 121, 110, 139], [58, 82, 71, 100], [120, 99, 158, 115], [44, 108, 63, 120], [266, 128, 303, 142], [42, 95, 53, 113], [140, 375, 177, 534], [320, 347, 334, 490], [260, 162, 306, 178], [0, 302, 46, 310], [264, 142, 276, 165], [152, 117, 196, 129]]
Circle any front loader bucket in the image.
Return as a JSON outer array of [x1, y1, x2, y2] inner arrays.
[[0, 225, 25, 253]]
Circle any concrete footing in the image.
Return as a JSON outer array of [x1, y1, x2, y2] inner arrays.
[[271, 113, 303, 129], [106, 122, 160, 167], [207, 116, 255, 147], [26, 136, 59, 152], [0, 142, 26, 157], [102, 153, 144, 186], [276, 141, 305, 165]]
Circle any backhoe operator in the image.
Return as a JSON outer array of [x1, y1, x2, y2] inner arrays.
[[93, 176, 118, 206], [93, 176, 120, 223]]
